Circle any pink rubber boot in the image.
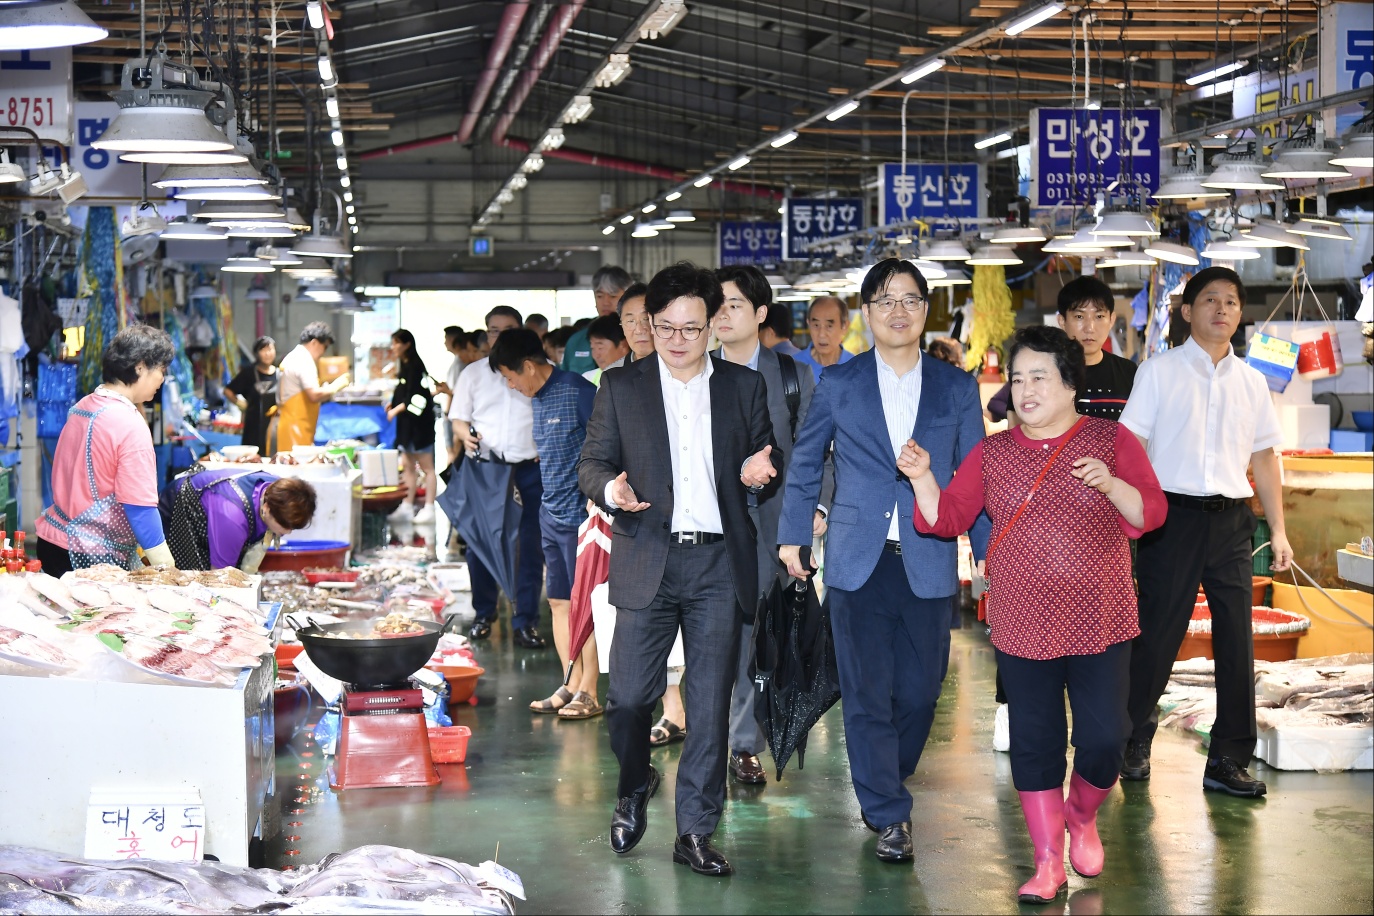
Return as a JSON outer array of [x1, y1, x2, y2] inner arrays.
[[1064, 770, 1115, 878], [1017, 789, 1068, 904]]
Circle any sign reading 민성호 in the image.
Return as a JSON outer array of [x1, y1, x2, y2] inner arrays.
[[782, 197, 864, 260], [1028, 108, 1162, 207], [719, 221, 783, 268], [877, 162, 984, 226]]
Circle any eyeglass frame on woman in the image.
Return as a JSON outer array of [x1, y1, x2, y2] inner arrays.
[[652, 322, 705, 340], [868, 295, 928, 314]]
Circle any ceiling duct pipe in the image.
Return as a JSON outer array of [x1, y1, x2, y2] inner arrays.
[[490, 0, 585, 146], [454, 1, 530, 146]]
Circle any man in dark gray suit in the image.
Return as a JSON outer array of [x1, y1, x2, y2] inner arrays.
[[712, 265, 830, 786], [578, 262, 781, 877]]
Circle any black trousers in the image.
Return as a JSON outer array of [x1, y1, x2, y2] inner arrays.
[[1128, 501, 1258, 763], [997, 641, 1132, 792], [37, 537, 74, 576], [606, 540, 740, 837]]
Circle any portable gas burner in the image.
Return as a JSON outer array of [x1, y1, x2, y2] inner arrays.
[[329, 684, 440, 789]]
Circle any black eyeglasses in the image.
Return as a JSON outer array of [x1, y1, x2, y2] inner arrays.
[[652, 323, 705, 341]]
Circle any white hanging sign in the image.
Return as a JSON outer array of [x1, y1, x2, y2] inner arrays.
[[0, 48, 74, 147]]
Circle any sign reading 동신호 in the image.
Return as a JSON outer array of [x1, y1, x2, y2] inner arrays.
[[876, 162, 985, 228], [719, 221, 783, 268], [782, 197, 864, 260], [1, 48, 75, 147], [1027, 108, 1164, 208]]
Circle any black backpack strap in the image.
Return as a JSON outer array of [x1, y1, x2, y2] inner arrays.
[[777, 352, 802, 440]]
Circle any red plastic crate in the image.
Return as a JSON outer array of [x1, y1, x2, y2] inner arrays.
[[427, 725, 471, 764]]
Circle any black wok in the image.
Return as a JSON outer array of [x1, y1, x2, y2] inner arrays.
[[291, 615, 459, 688]]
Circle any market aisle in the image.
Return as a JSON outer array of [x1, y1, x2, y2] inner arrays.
[[268, 615, 1373, 915]]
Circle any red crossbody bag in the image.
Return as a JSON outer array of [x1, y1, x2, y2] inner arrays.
[[976, 418, 1084, 623]]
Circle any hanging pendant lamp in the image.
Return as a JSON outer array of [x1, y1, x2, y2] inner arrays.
[[92, 57, 237, 161], [1200, 150, 1284, 191], [1262, 132, 1353, 180], [0, 1, 107, 51], [1329, 115, 1374, 169]]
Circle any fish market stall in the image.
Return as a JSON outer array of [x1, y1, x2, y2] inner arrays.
[[0, 570, 279, 867]]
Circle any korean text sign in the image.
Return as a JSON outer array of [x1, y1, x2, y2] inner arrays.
[[1029, 108, 1162, 207], [782, 198, 863, 260], [719, 221, 782, 267], [1, 48, 74, 146], [877, 162, 984, 226], [85, 792, 206, 862]]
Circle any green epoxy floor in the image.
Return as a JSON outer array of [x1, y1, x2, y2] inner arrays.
[[268, 612, 1374, 914]]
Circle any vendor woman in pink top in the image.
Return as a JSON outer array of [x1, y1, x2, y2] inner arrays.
[[37, 325, 177, 575], [897, 325, 1166, 905]]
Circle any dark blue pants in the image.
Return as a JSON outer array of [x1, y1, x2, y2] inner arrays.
[[829, 549, 951, 829], [470, 459, 544, 631], [997, 641, 1132, 792]]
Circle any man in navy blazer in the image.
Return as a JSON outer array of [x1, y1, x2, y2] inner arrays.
[[779, 258, 990, 864]]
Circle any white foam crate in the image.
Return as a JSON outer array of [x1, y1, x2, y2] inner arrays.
[[1256, 724, 1373, 771]]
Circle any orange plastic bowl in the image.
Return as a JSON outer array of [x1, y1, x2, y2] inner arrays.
[[427, 664, 485, 703]]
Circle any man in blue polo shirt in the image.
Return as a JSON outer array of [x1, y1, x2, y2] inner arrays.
[[794, 295, 854, 383], [491, 328, 603, 720]]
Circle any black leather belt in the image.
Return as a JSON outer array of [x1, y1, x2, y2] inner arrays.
[[883, 539, 903, 555], [1165, 492, 1245, 512], [670, 531, 724, 546]]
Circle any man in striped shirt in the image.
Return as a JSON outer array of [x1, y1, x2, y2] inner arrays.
[[491, 329, 603, 719]]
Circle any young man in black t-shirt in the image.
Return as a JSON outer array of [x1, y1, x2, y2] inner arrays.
[[1058, 276, 1136, 420]]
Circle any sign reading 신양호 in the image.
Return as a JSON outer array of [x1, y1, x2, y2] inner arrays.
[[877, 162, 984, 228], [0, 48, 75, 147], [719, 221, 783, 268], [1028, 108, 1163, 208], [782, 198, 864, 260]]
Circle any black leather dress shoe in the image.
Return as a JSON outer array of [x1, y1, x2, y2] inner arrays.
[[610, 766, 660, 854], [1203, 757, 1267, 798], [729, 752, 767, 785], [673, 834, 733, 876], [860, 812, 880, 833], [875, 822, 914, 863], [1120, 737, 1152, 781], [467, 621, 492, 640], [513, 626, 547, 649]]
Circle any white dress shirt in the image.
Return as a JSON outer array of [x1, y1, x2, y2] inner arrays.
[[1120, 336, 1282, 499], [447, 356, 537, 462], [876, 349, 924, 540], [605, 356, 722, 533]]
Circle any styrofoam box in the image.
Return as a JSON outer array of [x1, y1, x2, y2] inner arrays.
[[1256, 725, 1373, 771]]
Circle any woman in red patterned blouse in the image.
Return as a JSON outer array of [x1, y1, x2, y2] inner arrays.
[[898, 326, 1166, 905]]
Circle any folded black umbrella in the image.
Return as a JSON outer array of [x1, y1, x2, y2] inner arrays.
[[752, 550, 842, 780]]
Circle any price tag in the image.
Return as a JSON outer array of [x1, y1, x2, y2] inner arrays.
[[85, 790, 206, 862], [0, 48, 74, 146], [476, 860, 526, 900]]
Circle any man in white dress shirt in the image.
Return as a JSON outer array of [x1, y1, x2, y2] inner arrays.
[[578, 262, 780, 877], [1119, 266, 1293, 798], [448, 306, 547, 650]]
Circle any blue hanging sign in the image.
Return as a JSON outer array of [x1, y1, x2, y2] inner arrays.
[[877, 162, 984, 226], [782, 197, 864, 260], [718, 220, 783, 267], [1028, 108, 1162, 207]]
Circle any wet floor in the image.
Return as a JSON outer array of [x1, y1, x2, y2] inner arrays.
[[268, 600, 1374, 915]]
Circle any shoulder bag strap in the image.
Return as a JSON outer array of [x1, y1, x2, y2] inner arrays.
[[985, 417, 1085, 561], [777, 352, 802, 439]]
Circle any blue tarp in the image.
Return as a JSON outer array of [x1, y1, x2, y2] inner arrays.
[[314, 402, 396, 447]]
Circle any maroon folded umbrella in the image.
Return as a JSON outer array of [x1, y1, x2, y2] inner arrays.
[[565, 507, 612, 684]]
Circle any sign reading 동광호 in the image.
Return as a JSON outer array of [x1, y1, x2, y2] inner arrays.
[[1028, 108, 1162, 208], [0, 48, 75, 147], [719, 221, 782, 268], [782, 197, 864, 260], [877, 163, 984, 226]]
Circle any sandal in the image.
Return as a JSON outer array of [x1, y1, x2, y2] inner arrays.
[[649, 717, 686, 747], [557, 691, 604, 719], [529, 685, 575, 714]]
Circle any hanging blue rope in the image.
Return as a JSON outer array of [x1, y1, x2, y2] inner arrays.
[[77, 208, 120, 396]]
